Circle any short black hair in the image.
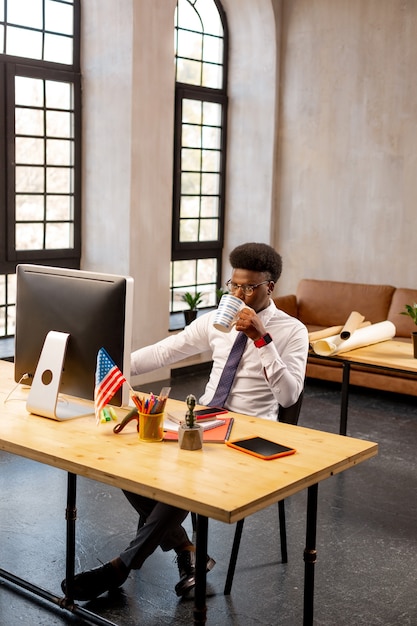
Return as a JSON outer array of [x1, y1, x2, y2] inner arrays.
[[229, 242, 282, 282]]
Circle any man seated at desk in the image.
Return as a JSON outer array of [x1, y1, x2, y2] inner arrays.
[[62, 242, 308, 602]]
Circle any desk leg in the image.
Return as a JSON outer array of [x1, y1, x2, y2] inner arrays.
[[303, 483, 318, 626], [62, 472, 119, 626], [64, 471, 77, 598], [194, 514, 208, 625], [0, 470, 118, 626], [340, 362, 351, 436]]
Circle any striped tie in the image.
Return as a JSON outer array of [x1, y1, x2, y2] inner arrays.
[[209, 332, 248, 407]]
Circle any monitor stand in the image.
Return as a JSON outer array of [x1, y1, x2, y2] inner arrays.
[[27, 330, 94, 420]]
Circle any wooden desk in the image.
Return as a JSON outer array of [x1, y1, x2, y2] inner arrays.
[[0, 360, 377, 625], [312, 340, 417, 435]]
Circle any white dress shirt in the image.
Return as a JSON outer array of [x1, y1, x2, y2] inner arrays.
[[131, 300, 308, 421]]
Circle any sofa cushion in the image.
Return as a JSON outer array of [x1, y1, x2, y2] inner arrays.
[[296, 279, 395, 327], [387, 288, 417, 338], [273, 294, 298, 317]]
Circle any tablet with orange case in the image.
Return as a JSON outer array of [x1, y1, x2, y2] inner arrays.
[[226, 436, 296, 460]]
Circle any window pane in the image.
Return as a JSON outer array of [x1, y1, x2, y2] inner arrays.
[[203, 101, 222, 125], [180, 218, 199, 241], [173, 259, 197, 287], [203, 34, 223, 64], [182, 124, 201, 147], [177, 58, 201, 85], [0, 309, 5, 336], [15, 137, 44, 165], [47, 167, 73, 193], [45, 222, 73, 248], [181, 172, 201, 194], [16, 195, 45, 220], [46, 81, 72, 109], [46, 110, 72, 138], [177, 30, 202, 61], [183, 99, 202, 124], [8, 274, 17, 335], [0, 274, 17, 338], [8, 274, 17, 303], [44, 33, 73, 65], [46, 138, 73, 165], [200, 195, 219, 217], [202, 125, 221, 149], [46, 195, 73, 220], [16, 223, 44, 250], [7, 0, 43, 28], [201, 172, 219, 195], [15, 107, 45, 136], [202, 62, 222, 89], [6, 26, 43, 59], [180, 195, 200, 217], [197, 257, 217, 282], [45, 0, 73, 36], [202, 149, 220, 171], [15, 166, 44, 193], [15, 77, 44, 107], [199, 218, 219, 241]]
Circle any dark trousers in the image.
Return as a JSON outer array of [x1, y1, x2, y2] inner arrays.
[[118, 490, 190, 570]]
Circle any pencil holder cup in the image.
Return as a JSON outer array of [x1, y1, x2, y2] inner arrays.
[[139, 412, 164, 442]]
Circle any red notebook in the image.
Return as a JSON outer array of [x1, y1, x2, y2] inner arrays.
[[164, 417, 234, 443]]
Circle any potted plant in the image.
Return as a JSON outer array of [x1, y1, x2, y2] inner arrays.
[[178, 394, 203, 450], [182, 291, 203, 325], [400, 303, 417, 358], [216, 287, 228, 305]]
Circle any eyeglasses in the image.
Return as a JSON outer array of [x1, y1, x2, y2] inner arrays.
[[225, 279, 270, 296]]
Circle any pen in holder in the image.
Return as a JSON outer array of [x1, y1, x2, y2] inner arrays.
[[130, 387, 171, 443]]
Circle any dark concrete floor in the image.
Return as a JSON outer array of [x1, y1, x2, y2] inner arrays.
[[1, 371, 416, 625]]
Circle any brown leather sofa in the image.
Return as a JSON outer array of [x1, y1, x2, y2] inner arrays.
[[274, 279, 417, 396]]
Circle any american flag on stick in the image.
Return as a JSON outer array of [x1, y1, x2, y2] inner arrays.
[[95, 347, 126, 423]]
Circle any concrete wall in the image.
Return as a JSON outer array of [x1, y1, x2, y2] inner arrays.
[[274, 0, 417, 294], [81, 0, 417, 383]]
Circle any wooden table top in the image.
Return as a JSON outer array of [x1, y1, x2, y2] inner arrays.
[[318, 339, 417, 373], [0, 360, 377, 524]]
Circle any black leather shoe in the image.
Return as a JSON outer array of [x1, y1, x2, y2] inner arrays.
[[61, 561, 128, 601], [174, 550, 216, 597]]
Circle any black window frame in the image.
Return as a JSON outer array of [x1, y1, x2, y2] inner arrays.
[[0, 0, 81, 277], [171, 0, 229, 313]]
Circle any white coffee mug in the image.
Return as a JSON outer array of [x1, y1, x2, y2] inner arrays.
[[213, 294, 247, 332]]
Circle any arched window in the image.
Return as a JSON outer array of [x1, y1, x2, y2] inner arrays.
[[171, 0, 228, 313], [0, 0, 81, 343]]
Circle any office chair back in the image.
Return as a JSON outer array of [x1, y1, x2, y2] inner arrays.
[[278, 389, 304, 425]]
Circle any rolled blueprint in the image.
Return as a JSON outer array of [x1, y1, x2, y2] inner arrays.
[[308, 320, 371, 346], [340, 311, 365, 340], [308, 326, 344, 343], [311, 320, 396, 357]]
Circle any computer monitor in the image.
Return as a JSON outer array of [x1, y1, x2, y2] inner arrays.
[[14, 264, 134, 420]]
